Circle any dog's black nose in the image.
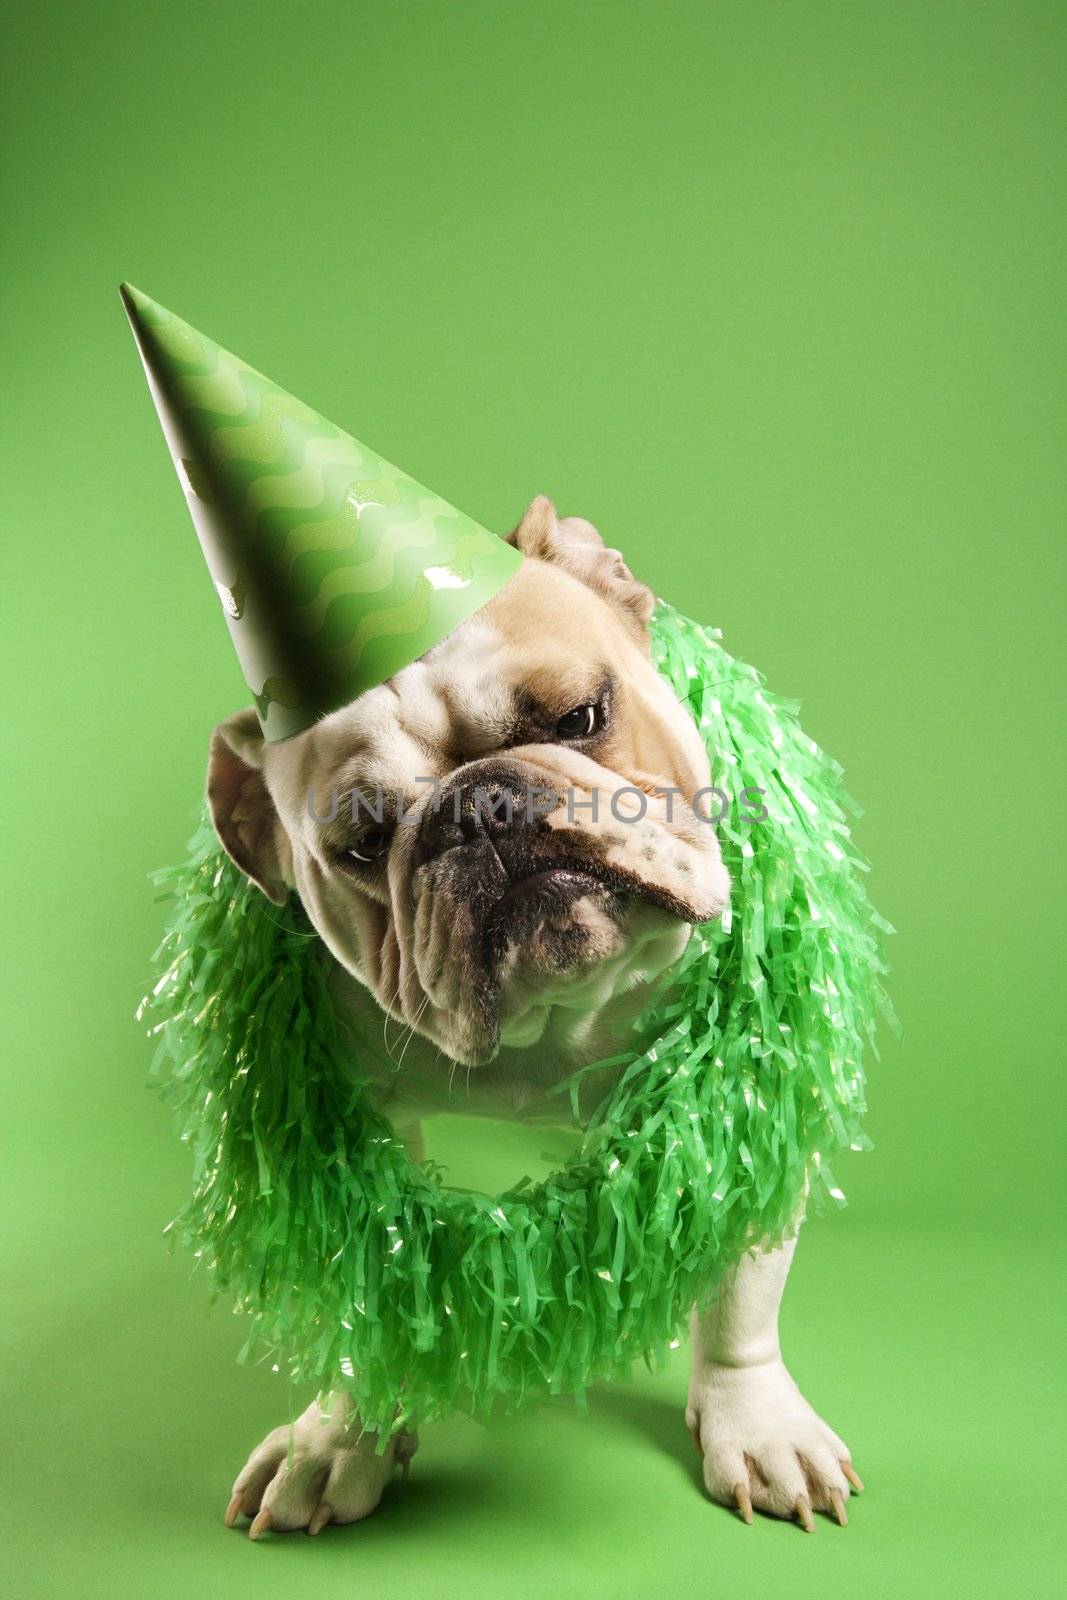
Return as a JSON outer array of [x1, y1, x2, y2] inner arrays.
[[416, 762, 556, 864]]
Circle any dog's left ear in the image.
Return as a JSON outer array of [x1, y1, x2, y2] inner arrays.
[[507, 496, 655, 641], [206, 708, 291, 904]]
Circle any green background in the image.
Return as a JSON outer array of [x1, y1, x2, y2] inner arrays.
[[3, 2, 1064, 1595]]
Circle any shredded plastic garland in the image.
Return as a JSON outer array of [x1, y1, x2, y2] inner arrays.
[[145, 602, 887, 1435]]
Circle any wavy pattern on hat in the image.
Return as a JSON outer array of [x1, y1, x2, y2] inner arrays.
[[121, 285, 522, 738]]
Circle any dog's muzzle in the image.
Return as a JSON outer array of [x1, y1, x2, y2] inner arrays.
[[412, 758, 618, 970], [413, 757, 698, 951]]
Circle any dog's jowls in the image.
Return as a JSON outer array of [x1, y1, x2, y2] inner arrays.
[[209, 498, 860, 1538]]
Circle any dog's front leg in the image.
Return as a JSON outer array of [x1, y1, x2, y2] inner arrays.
[[222, 1128, 422, 1540], [686, 1233, 862, 1530], [224, 1390, 417, 1539]]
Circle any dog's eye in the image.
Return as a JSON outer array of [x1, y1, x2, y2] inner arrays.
[[556, 703, 599, 740], [347, 828, 392, 865]]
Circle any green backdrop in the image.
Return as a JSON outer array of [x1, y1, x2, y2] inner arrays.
[[2, 3, 1063, 1596]]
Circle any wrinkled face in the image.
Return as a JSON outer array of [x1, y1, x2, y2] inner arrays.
[[208, 502, 729, 1066]]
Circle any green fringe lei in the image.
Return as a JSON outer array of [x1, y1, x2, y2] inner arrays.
[[144, 602, 887, 1435]]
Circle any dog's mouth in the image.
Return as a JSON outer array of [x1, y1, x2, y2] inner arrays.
[[436, 849, 704, 1068], [495, 864, 603, 912], [482, 845, 706, 963], [408, 806, 724, 1067]]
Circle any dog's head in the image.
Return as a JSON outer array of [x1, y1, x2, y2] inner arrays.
[[207, 498, 729, 1066]]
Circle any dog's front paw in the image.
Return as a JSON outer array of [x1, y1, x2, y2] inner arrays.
[[686, 1361, 862, 1530], [224, 1397, 417, 1539]]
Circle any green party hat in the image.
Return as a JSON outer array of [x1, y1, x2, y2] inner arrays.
[[120, 285, 523, 741]]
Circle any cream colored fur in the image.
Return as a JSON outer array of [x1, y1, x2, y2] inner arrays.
[[211, 499, 859, 1538]]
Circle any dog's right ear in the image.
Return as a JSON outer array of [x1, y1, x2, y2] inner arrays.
[[206, 709, 290, 904], [507, 496, 655, 642]]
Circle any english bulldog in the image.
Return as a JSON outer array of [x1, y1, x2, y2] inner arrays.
[[208, 497, 861, 1538]]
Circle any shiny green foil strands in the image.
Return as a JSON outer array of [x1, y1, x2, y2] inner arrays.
[[144, 603, 888, 1437]]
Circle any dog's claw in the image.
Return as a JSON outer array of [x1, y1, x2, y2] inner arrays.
[[830, 1488, 848, 1526], [224, 1490, 244, 1529], [842, 1462, 864, 1493], [733, 1483, 753, 1524], [308, 1502, 333, 1536], [248, 1508, 273, 1541], [795, 1495, 815, 1533]]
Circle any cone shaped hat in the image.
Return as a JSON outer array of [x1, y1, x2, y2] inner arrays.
[[120, 285, 523, 740]]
